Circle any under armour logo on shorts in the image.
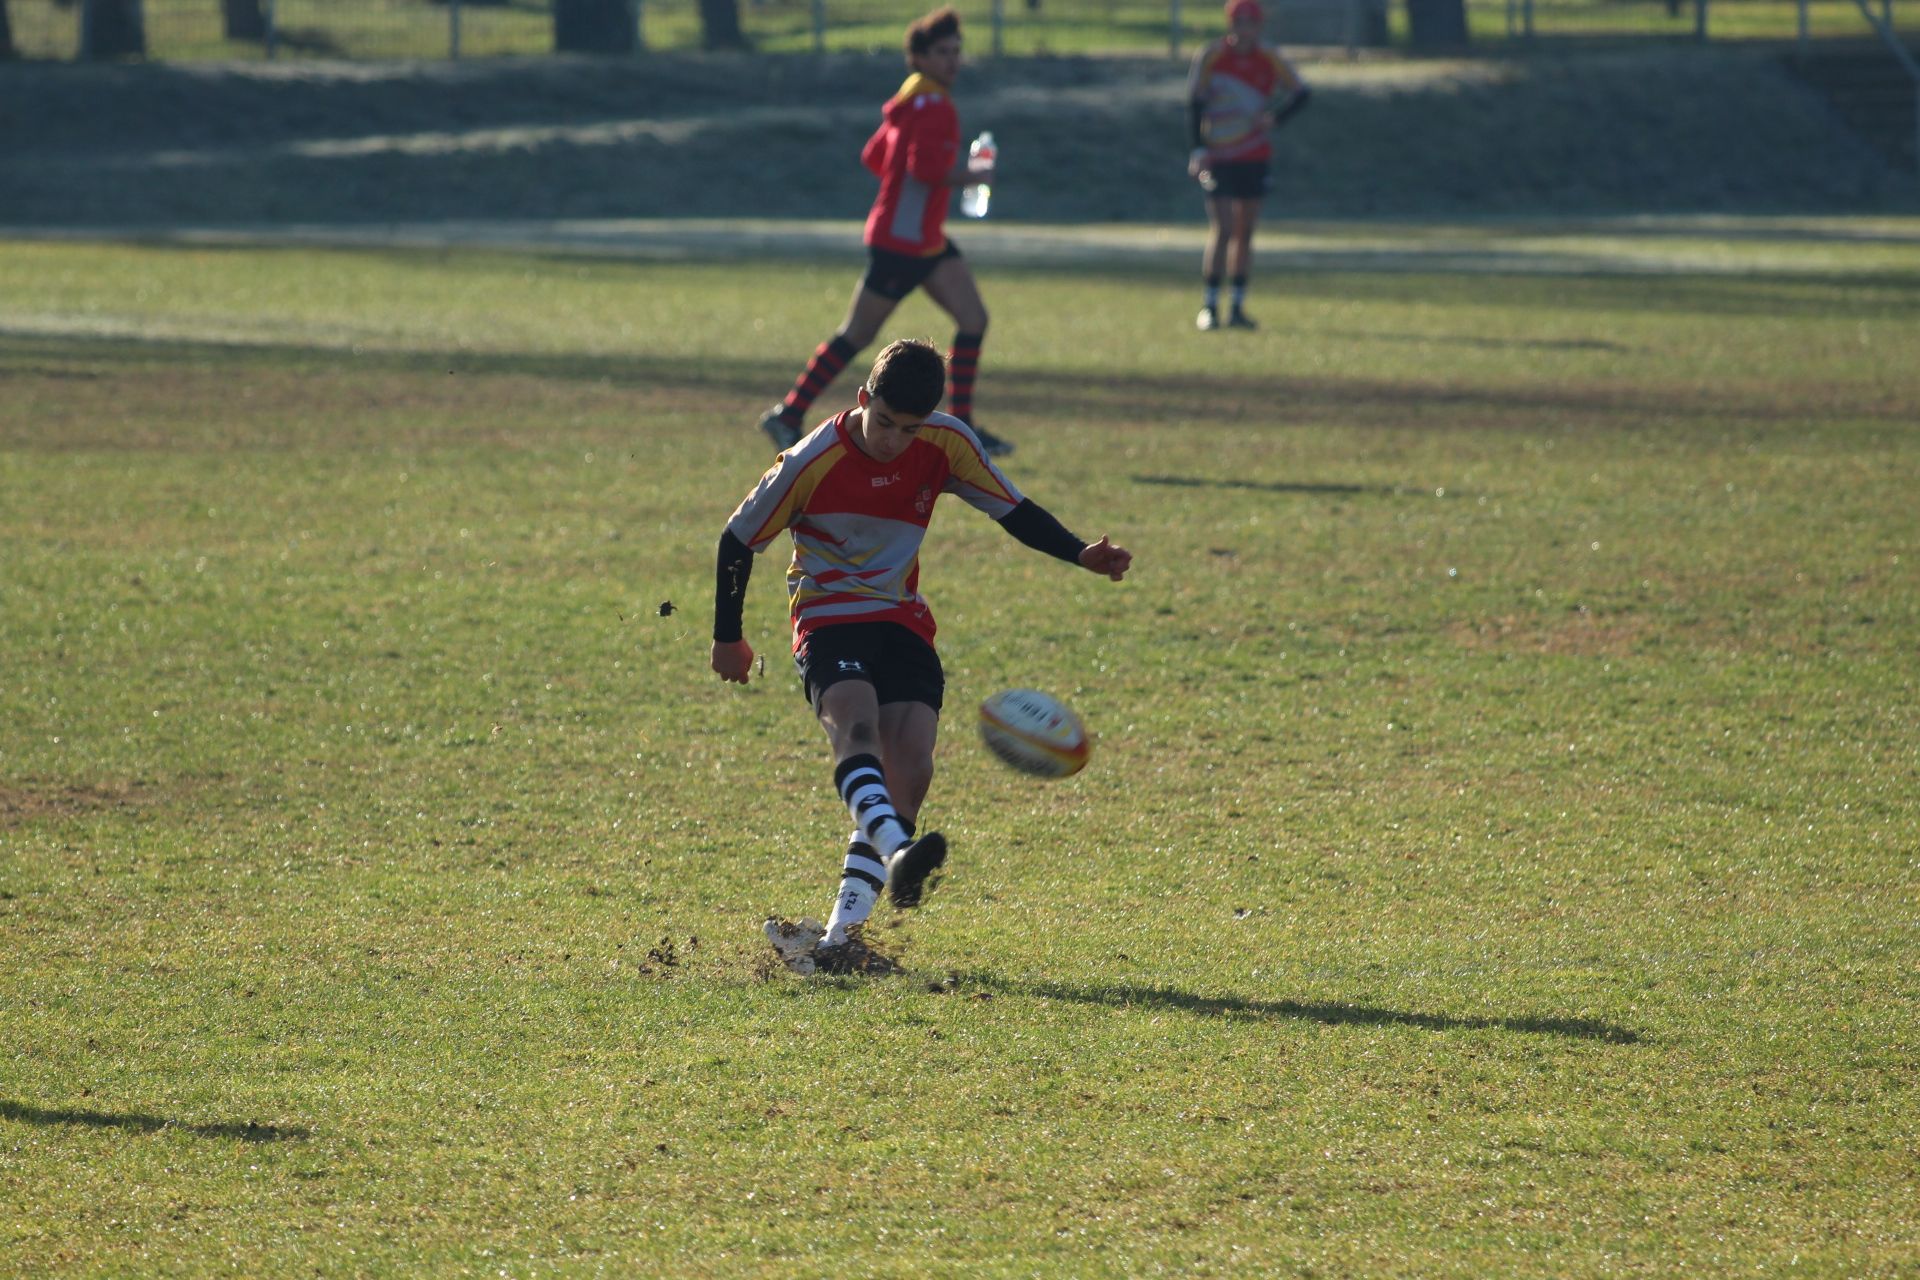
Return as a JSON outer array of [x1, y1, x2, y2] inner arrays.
[[837, 659, 865, 672]]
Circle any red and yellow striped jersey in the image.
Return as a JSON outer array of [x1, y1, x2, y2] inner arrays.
[[1189, 39, 1304, 164], [726, 409, 1024, 650]]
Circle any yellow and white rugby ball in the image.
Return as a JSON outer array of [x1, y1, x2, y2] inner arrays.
[[978, 688, 1091, 779]]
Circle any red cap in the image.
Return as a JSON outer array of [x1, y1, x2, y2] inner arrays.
[[1226, 0, 1263, 22]]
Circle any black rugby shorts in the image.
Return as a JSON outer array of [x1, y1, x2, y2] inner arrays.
[[860, 240, 962, 301], [795, 620, 945, 714]]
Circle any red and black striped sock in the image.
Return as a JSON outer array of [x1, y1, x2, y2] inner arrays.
[[780, 335, 859, 424], [948, 330, 984, 426]]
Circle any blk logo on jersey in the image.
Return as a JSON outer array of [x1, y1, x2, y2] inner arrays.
[[871, 472, 901, 488]]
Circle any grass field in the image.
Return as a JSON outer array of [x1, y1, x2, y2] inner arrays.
[[2, 227, 1917, 1276]]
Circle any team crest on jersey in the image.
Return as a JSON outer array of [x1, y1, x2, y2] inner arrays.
[[914, 484, 934, 516]]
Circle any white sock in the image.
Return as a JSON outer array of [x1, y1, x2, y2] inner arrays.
[[824, 832, 887, 944]]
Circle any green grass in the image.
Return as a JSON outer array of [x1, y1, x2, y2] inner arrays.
[[2, 228, 1917, 1276]]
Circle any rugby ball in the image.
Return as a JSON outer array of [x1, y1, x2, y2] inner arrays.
[[978, 688, 1091, 779]]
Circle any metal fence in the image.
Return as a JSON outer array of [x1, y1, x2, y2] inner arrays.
[[1, 0, 1904, 60]]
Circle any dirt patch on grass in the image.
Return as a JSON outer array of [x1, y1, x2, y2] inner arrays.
[[0, 780, 149, 829]]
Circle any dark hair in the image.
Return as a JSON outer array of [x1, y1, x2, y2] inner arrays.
[[905, 7, 961, 59], [868, 339, 947, 417]]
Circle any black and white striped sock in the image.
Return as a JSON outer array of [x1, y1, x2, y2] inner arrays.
[[826, 756, 911, 944], [834, 754, 911, 861]]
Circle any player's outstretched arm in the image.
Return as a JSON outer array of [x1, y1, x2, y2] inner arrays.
[[1078, 535, 1133, 582], [995, 499, 1131, 581], [712, 529, 757, 684]]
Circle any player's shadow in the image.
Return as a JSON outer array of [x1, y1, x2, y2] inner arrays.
[[960, 978, 1640, 1044], [0, 1100, 311, 1142], [1132, 475, 1400, 497]]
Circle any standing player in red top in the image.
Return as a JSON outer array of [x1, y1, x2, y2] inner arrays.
[[755, 7, 1014, 459], [1187, 0, 1311, 331], [715, 339, 1131, 975]]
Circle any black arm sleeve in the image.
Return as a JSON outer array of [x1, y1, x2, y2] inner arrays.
[[1272, 85, 1311, 128], [712, 530, 755, 643], [1187, 98, 1206, 150], [997, 499, 1088, 566]]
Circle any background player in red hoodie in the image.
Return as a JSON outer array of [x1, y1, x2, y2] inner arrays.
[[1187, 0, 1312, 331], [757, 7, 1015, 459]]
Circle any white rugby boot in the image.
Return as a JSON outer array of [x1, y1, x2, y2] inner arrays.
[[762, 917, 826, 975]]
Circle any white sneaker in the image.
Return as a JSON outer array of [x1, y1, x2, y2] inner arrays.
[[763, 916, 826, 975]]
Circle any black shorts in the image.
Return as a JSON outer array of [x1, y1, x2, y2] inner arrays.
[[795, 621, 945, 714], [1199, 161, 1272, 201], [860, 239, 961, 301]]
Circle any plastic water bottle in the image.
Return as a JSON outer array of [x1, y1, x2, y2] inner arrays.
[[960, 131, 995, 219]]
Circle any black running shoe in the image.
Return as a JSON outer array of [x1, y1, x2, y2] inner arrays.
[[971, 426, 1015, 458], [887, 831, 948, 909], [758, 404, 802, 451], [1227, 308, 1258, 331]]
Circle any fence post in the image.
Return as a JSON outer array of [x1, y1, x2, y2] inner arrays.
[[992, 0, 1005, 55], [265, 0, 277, 58], [1524, 0, 1534, 40], [1171, 0, 1182, 58], [1795, 0, 1806, 57], [811, 0, 824, 53], [450, 0, 461, 58], [1694, 0, 1707, 41]]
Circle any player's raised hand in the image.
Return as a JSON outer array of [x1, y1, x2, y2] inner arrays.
[[1079, 536, 1133, 582], [712, 638, 756, 684]]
